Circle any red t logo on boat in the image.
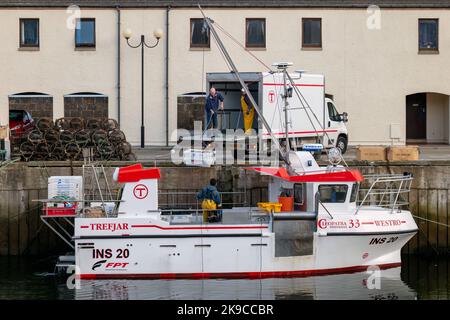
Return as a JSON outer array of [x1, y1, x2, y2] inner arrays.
[[133, 184, 148, 199]]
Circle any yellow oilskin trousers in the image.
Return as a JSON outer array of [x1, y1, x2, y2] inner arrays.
[[240, 96, 255, 133], [201, 199, 217, 223]]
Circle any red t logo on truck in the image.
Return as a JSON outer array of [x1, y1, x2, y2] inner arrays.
[[268, 91, 275, 103], [133, 184, 148, 199]]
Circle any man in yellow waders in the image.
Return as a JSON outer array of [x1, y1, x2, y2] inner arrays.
[[240, 88, 255, 133], [197, 178, 222, 223]]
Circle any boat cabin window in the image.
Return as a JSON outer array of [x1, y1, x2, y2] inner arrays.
[[318, 185, 348, 203], [293, 184, 304, 205], [350, 183, 359, 203], [293, 183, 306, 211]]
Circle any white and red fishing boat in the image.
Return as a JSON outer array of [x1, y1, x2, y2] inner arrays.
[[43, 9, 418, 280], [71, 150, 417, 280]]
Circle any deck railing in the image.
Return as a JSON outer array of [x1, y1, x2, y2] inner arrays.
[[158, 190, 250, 209], [356, 173, 414, 214]]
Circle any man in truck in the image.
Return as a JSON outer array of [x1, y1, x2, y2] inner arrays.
[[204, 87, 224, 130]]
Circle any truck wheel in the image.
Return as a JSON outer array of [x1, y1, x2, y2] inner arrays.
[[336, 136, 347, 154]]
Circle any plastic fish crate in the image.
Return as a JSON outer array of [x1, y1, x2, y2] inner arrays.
[[44, 207, 77, 216]]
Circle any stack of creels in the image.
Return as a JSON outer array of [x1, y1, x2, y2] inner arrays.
[[17, 117, 136, 161]]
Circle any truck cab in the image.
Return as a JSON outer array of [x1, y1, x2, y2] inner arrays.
[[323, 98, 349, 153]]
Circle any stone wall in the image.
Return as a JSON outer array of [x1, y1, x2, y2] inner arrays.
[[1, 160, 450, 256], [9, 96, 53, 119], [177, 95, 205, 130], [64, 96, 108, 119]]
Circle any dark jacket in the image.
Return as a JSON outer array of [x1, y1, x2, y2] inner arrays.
[[204, 92, 224, 113], [197, 185, 221, 205]]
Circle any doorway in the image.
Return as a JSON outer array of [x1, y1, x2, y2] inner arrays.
[[406, 92, 450, 144], [406, 93, 426, 141]]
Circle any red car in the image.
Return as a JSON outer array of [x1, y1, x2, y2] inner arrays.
[[9, 109, 35, 137]]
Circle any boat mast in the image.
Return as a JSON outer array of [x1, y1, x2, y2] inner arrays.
[[199, 7, 292, 168], [282, 68, 290, 151]]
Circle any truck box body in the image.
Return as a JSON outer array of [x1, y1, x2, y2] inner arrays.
[[205, 71, 348, 152], [261, 72, 325, 140]]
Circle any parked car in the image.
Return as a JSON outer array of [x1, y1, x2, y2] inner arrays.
[[9, 109, 35, 137]]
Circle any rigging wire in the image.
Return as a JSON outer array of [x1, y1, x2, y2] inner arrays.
[[215, 17, 331, 153], [201, 47, 205, 93], [285, 72, 325, 144], [213, 21, 273, 72], [284, 72, 349, 165], [204, 15, 348, 167], [213, 35, 233, 72]]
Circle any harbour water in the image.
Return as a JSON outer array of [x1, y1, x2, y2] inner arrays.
[[0, 255, 448, 300]]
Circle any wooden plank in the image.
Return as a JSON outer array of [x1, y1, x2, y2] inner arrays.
[[27, 189, 40, 255], [417, 189, 428, 253], [448, 190, 450, 252], [427, 189, 438, 252], [0, 191, 9, 255], [437, 190, 447, 253], [18, 190, 29, 255], [8, 191, 20, 255], [37, 188, 49, 255], [406, 188, 419, 254]]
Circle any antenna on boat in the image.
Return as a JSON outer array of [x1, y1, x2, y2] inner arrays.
[[198, 5, 293, 170], [272, 62, 293, 152]]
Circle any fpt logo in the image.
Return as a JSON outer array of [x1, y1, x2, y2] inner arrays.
[[92, 259, 107, 271], [133, 184, 148, 199], [91, 260, 129, 270]]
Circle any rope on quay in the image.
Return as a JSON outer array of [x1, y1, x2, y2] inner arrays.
[[412, 214, 450, 228]]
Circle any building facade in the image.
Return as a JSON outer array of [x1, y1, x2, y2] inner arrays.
[[0, 1, 449, 147]]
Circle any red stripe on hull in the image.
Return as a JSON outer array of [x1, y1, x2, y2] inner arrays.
[[131, 224, 268, 230], [78, 262, 401, 280]]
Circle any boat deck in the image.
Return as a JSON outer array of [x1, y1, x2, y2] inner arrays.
[[162, 207, 271, 225]]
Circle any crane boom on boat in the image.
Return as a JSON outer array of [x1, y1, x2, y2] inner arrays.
[[198, 5, 294, 171]]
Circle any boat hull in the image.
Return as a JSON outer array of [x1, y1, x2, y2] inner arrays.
[[76, 230, 416, 279]]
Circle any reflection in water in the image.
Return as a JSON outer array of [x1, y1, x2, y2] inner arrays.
[[0, 256, 449, 300], [402, 255, 450, 300], [65, 267, 416, 300]]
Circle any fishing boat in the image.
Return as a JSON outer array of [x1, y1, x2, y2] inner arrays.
[[43, 9, 418, 280], [70, 152, 417, 279]]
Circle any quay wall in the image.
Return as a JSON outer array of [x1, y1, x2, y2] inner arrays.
[[0, 160, 448, 256]]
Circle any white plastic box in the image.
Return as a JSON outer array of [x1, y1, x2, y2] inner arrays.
[[182, 149, 215, 167], [48, 176, 83, 200]]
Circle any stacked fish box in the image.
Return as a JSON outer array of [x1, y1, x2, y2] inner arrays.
[[46, 176, 83, 216]]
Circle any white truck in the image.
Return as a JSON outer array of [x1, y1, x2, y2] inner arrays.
[[206, 71, 349, 154]]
